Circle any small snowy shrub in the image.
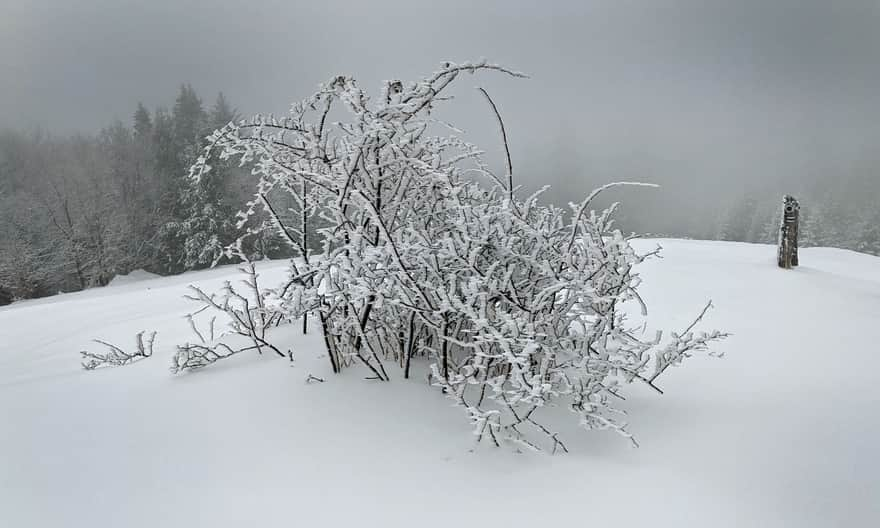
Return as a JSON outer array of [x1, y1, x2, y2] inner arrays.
[[182, 61, 727, 450]]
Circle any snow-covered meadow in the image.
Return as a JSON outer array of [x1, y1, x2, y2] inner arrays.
[[1, 239, 878, 527]]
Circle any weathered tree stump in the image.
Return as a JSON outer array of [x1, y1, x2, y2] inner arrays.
[[777, 195, 800, 269]]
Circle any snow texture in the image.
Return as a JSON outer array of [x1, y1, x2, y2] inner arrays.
[[1, 239, 878, 527]]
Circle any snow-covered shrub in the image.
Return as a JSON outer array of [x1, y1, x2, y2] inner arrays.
[[81, 331, 156, 370], [184, 60, 727, 449]]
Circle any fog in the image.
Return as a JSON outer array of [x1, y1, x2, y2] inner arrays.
[[2, 0, 879, 236]]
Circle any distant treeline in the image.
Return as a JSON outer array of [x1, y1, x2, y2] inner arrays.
[[1, 85, 878, 305], [0, 86, 293, 304]]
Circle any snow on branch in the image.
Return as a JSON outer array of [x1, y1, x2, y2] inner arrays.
[[171, 263, 290, 373], [81, 331, 156, 370], [648, 301, 730, 386]]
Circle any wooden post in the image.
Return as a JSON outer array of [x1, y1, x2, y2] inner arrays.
[[777, 195, 800, 269]]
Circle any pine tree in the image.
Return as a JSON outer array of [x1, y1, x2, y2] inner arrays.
[[151, 86, 212, 273], [151, 108, 178, 199], [133, 103, 152, 139], [171, 90, 241, 269], [210, 92, 237, 129], [172, 84, 207, 155]]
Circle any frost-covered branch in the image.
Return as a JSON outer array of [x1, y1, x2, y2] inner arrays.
[[171, 263, 290, 373], [81, 331, 156, 370]]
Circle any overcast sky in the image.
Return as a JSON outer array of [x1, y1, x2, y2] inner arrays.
[[2, 0, 878, 232]]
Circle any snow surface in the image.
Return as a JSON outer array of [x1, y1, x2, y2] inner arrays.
[[1, 239, 878, 527]]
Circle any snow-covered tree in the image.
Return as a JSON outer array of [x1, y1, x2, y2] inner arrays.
[[168, 92, 245, 269], [0, 226, 49, 299]]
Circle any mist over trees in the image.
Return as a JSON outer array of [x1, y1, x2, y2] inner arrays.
[[0, 86, 290, 303], [709, 176, 880, 255], [1, 82, 878, 306]]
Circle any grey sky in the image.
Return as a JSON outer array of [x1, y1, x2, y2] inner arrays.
[[2, 0, 878, 233]]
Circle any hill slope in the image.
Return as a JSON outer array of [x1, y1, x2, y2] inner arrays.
[[1, 239, 878, 527]]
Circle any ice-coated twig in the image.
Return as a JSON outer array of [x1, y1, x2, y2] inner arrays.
[[81, 331, 156, 370]]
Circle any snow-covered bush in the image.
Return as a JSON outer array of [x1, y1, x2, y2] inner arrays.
[[184, 60, 727, 449]]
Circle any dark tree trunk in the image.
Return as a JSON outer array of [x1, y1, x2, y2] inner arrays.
[[403, 311, 416, 379], [301, 179, 309, 334], [319, 308, 339, 374]]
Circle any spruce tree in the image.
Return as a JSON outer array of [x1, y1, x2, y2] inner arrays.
[[133, 103, 152, 139], [210, 92, 237, 129], [173, 90, 240, 269]]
